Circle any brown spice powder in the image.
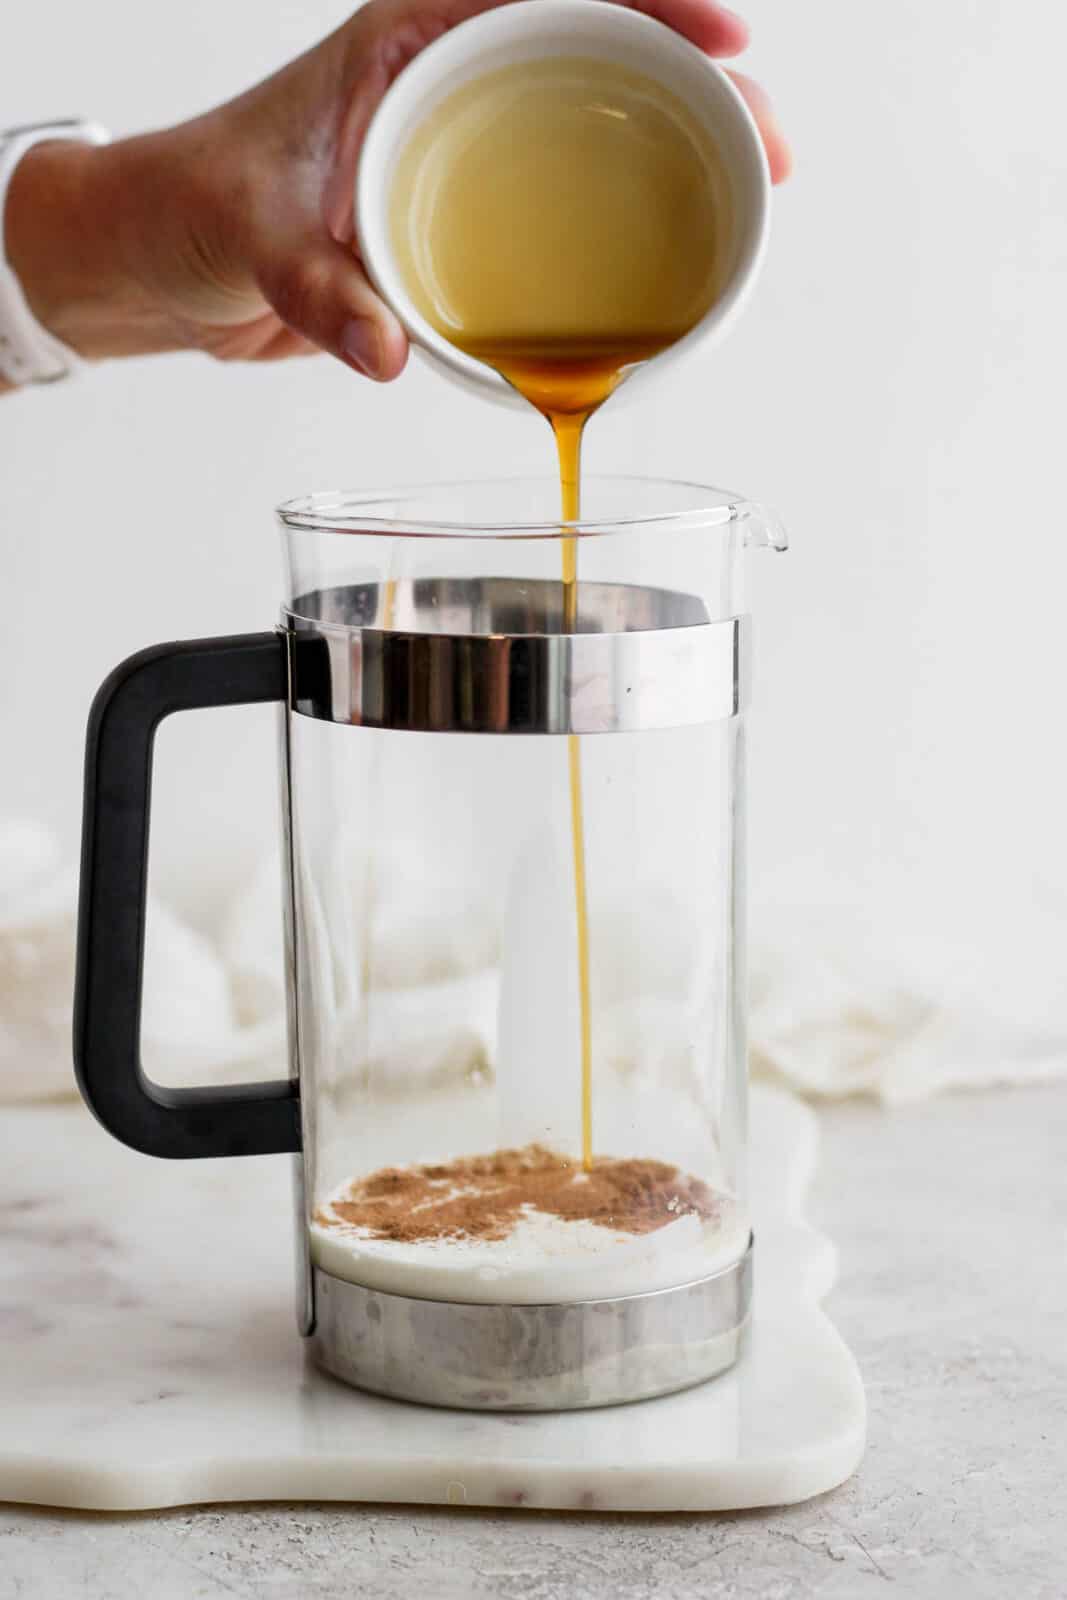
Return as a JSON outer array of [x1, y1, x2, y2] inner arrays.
[[314, 1144, 719, 1244]]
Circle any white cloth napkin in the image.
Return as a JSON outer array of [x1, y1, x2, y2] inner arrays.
[[749, 903, 1067, 1104], [2, 820, 1064, 1107], [0, 821, 284, 1101]]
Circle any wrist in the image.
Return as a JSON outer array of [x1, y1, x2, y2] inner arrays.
[[5, 136, 194, 360]]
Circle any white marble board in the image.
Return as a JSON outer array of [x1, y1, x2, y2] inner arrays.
[[0, 1085, 865, 1512]]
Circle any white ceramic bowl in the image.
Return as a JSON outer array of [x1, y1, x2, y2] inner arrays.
[[356, 0, 771, 407]]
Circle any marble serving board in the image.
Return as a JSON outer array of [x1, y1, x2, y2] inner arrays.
[[0, 1085, 865, 1513]]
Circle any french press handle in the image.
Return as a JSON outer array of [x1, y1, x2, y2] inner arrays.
[[74, 631, 302, 1159]]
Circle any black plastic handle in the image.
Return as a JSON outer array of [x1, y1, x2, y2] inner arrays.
[[74, 631, 302, 1159]]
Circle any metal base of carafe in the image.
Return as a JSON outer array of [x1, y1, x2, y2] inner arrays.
[[304, 1236, 752, 1411]]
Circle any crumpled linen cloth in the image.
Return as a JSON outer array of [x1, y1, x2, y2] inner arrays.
[[0, 822, 284, 1103], [2, 820, 1064, 1107], [748, 900, 1067, 1104]]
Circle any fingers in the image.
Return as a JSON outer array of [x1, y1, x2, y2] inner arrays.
[[262, 235, 408, 379], [616, 0, 749, 57], [622, 3, 793, 182], [253, 325, 320, 362], [726, 69, 792, 183], [433, 0, 749, 56], [196, 315, 319, 363]]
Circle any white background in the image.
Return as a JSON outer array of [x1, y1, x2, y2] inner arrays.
[[3, 0, 1065, 948]]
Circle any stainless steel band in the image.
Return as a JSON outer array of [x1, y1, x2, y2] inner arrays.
[[284, 577, 750, 735], [308, 1240, 753, 1410]]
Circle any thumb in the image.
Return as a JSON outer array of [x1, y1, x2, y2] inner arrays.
[[262, 234, 408, 380]]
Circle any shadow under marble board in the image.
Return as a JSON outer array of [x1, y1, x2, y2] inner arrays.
[[0, 1084, 864, 1513]]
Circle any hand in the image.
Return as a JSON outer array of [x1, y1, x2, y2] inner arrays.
[[6, 0, 790, 386]]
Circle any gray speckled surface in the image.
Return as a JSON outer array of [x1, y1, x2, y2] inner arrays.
[[3, 1083, 1065, 1599]]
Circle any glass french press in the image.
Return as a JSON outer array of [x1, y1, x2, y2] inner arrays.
[[74, 475, 784, 1410]]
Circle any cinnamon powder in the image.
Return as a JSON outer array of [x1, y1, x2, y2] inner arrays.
[[314, 1144, 719, 1244]]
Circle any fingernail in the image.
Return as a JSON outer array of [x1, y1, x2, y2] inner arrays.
[[342, 318, 383, 378], [717, 5, 749, 34]]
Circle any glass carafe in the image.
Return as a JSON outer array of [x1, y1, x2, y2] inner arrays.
[[74, 475, 784, 1410]]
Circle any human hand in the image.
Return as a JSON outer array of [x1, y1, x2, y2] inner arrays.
[[6, 0, 790, 385]]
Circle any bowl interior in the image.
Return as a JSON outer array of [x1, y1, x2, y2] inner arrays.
[[356, 0, 770, 404]]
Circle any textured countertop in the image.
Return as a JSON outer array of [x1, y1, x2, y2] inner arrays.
[[3, 1082, 1064, 1599]]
